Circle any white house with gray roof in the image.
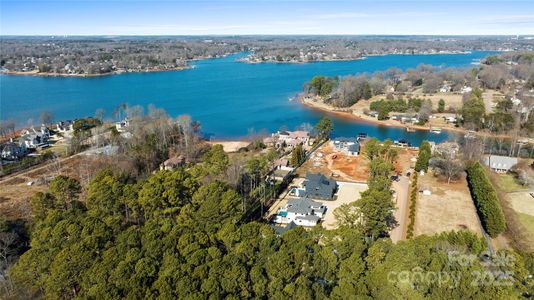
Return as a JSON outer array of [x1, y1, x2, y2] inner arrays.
[[331, 137, 360, 156], [482, 155, 518, 173], [274, 198, 326, 227], [1, 141, 27, 160]]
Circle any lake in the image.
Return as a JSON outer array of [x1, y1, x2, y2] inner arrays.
[[0, 51, 495, 145]]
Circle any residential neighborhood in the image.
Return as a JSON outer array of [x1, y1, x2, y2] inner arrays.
[[3, 3, 534, 297]]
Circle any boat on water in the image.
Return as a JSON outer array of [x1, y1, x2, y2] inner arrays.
[[405, 126, 415, 132], [430, 127, 442, 134], [394, 139, 411, 147]]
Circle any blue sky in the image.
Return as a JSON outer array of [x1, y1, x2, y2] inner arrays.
[[1, 0, 533, 35]]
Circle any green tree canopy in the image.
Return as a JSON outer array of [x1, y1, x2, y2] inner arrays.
[[315, 117, 333, 140]]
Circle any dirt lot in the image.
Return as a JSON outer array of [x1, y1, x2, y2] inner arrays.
[[318, 182, 368, 229], [411, 91, 465, 111], [297, 143, 368, 182], [393, 148, 418, 174], [482, 90, 505, 113], [353, 92, 464, 113], [208, 141, 251, 153], [0, 154, 118, 220], [414, 171, 482, 236]]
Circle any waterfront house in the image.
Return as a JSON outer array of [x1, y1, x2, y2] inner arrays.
[[483, 155, 518, 173], [56, 120, 74, 133], [278, 130, 310, 144], [1, 141, 27, 160], [262, 136, 277, 148], [20, 134, 42, 149], [303, 173, 337, 200], [443, 115, 457, 123], [267, 130, 311, 149], [331, 137, 360, 156], [396, 113, 419, 124], [115, 118, 130, 132], [20, 126, 50, 149], [366, 111, 379, 118], [274, 198, 326, 227]]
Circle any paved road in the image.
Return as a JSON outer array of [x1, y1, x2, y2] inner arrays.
[[390, 175, 410, 243]]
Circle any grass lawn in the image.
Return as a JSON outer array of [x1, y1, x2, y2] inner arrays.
[[517, 212, 534, 246], [497, 173, 525, 192], [48, 143, 68, 155], [517, 212, 534, 234]]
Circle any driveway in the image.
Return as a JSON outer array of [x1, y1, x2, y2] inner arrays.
[[482, 91, 496, 113], [390, 175, 410, 243]]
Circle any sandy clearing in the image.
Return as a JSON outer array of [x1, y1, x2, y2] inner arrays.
[[208, 141, 251, 153], [414, 171, 482, 236], [318, 182, 368, 229], [508, 192, 534, 216]]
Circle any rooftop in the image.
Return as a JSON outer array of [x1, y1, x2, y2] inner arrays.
[[483, 155, 518, 170], [304, 173, 337, 200], [286, 197, 326, 215]]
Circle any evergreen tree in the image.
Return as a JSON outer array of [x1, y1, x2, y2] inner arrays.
[[315, 117, 333, 140], [415, 140, 431, 172], [438, 98, 445, 113]]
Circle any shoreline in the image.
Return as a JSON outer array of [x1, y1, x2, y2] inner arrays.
[[239, 50, 480, 65], [299, 96, 446, 132], [299, 96, 534, 142], [1, 50, 488, 77], [0, 65, 191, 78], [0, 51, 239, 78], [239, 56, 367, 64]]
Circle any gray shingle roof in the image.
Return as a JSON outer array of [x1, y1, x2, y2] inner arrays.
[[304, 173, 337, 200], [483, 155, 518, 171], [295, 215, 321, 222], [347, 143, 360, 152], [333, 137, 358, 143], [286, 197, 326, 215], [333, 137, 360, 153], [271, 221, 297, 235]]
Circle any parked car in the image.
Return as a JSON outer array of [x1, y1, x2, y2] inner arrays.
[[390, 175, 399, 182]]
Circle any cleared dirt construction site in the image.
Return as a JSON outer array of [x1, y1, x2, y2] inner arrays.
[[298, 143, 368, 182], [414, 170, 482, 236]]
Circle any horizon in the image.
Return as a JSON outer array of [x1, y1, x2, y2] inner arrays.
[[1, 34, 533, 37], [1, 0, 533, 36]]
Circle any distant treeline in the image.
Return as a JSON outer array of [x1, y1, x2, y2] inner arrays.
[[2, 36, 534, 75], [304, 52, 534, 137]]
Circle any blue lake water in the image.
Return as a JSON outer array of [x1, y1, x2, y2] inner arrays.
[[0, 51, 495, 145]]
